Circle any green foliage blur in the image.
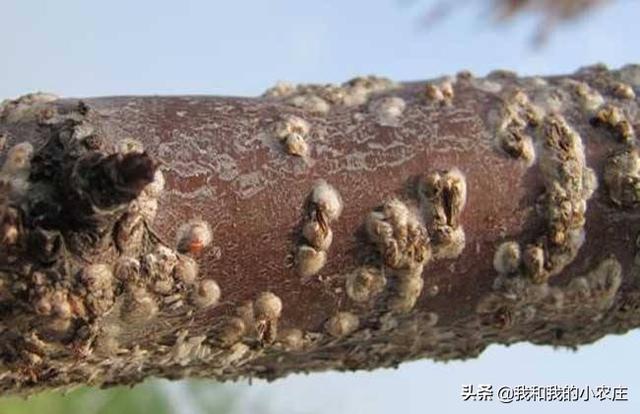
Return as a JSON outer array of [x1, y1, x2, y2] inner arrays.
[[0, 380, 238, 414]]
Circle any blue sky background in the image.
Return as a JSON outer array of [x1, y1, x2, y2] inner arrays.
[[1, 0, 639, 413]]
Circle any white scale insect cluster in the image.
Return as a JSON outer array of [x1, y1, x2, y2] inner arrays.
[[417, 168, 467, 260], [272, 114, 311, 158], [593, 76, 640, 208], [337, 168, 468, 321], [295, 180, 343, 279], [369, 96, 406, 127], [345, 266, 387, 303], [489, 77, 611, 285], [309, 168, 467, 339], [566, 77, 636, 144], [263, 75, 398, 115], [0, 142, 33, 200], [0, 92, 59, 124], [176, 219, 213, 255], [0, 95, 234, 383], [364, 198, 430, 314], [537, 114, 595, 276], [1, 139, 36, 250], [495, 89, 542, 166], [324, 311, 360, 338], [424, 78, 455, 106], [480, 256, 622, 334], [492, 113, 596, 284], [253, 291, 283, 344], [604, 147, 640, 207], [485, 70, 633, 341]]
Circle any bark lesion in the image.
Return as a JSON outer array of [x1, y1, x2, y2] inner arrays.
[[0, 100, 225, 392]]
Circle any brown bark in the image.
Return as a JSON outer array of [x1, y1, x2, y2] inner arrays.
[[0, 63, 639, 395]]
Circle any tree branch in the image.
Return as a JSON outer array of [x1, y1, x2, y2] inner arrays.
[[0, 63, 639, 395]]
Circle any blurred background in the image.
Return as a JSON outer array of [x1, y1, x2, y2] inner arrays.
[[1, 0, 639, 412]]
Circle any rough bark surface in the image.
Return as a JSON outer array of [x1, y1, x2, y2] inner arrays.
[[1, 64, 640, 395]]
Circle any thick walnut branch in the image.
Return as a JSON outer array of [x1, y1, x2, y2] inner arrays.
[[0, 64, 640, 395]]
